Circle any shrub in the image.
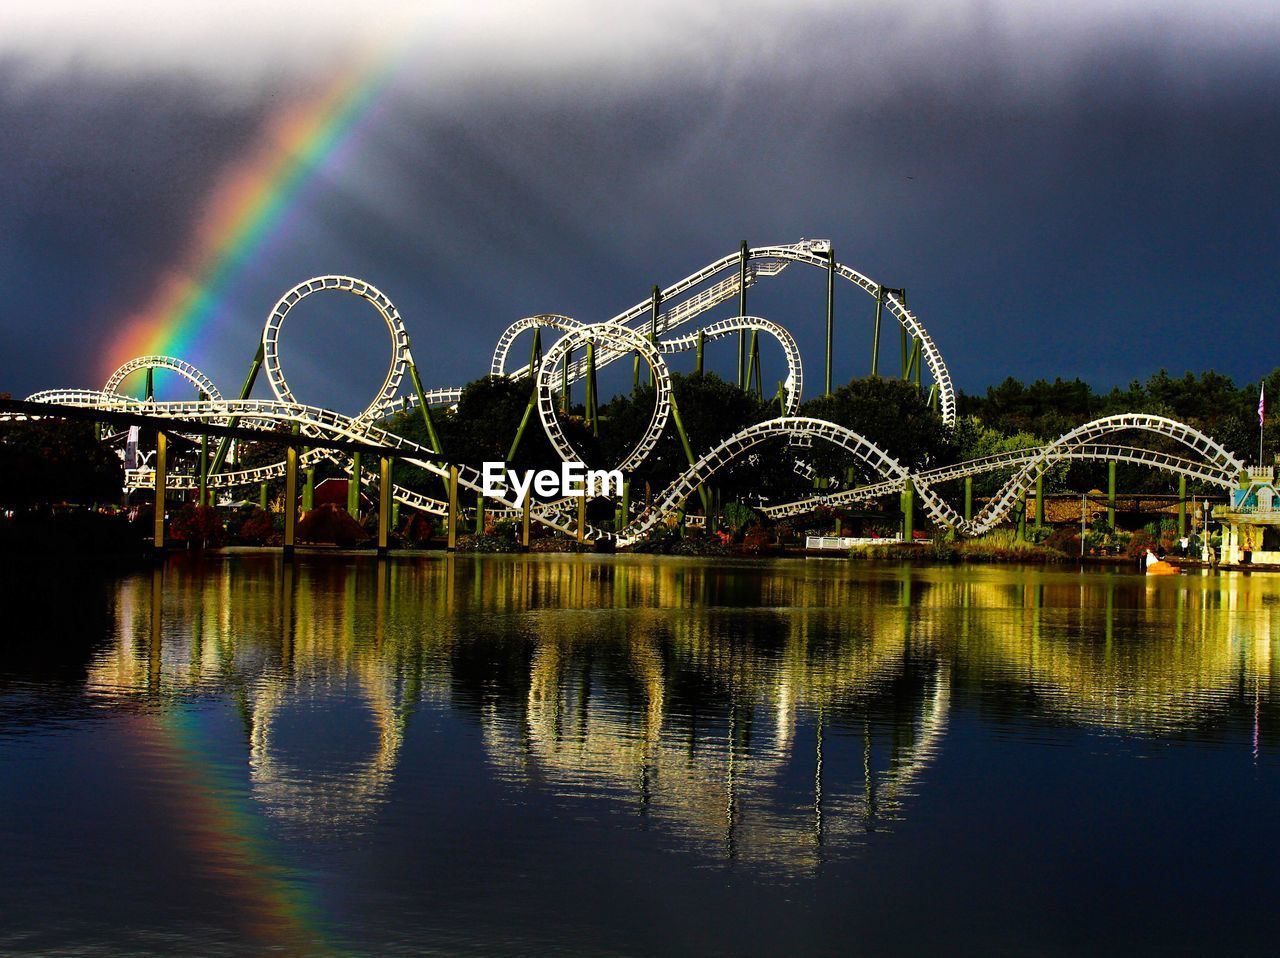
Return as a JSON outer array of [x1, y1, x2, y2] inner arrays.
[[235, 507, 276, 545], [169, 505, 225, 548]]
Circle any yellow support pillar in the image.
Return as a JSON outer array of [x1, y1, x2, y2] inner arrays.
[[153, 431, 167, 551], [447, 466, 459, 551], [521, 493, 531, 550], [577, 494, 587, 544], [378, 455, 392, 555], [283, 443, 298, 557]]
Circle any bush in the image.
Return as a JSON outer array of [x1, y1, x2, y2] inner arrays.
[[1127, 528, 1156, 557], [672, 535, 731, 557], [455, 532, 521, 553], [169, 505, 225, 548], [401, 512, 436, 546], [234, 507, 276, 545]]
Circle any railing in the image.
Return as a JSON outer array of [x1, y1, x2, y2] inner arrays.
[[805, 535, 904, 551]]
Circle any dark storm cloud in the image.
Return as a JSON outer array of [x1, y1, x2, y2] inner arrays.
[[1, 2, 1278, 411]]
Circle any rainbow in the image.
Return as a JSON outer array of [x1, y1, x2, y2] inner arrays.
[[103, 48, 400, 387], [130, 709, 341, 952]]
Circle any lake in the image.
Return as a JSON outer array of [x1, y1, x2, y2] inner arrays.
[[1, 553, 1278, 956]]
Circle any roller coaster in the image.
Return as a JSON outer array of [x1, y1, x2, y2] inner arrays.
[[11, 239, 1244, 547]]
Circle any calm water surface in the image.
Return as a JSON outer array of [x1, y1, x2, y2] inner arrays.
[[2, 554, 1278, 956]]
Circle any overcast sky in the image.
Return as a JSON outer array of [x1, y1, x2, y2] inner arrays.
[[2, 1, 1277, 413]]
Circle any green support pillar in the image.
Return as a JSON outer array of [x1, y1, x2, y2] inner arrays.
[[562, 348, 570, 411], [153, 431, 167, 551], [302, 463, 315, 512], [745, 330, 761, 399], [585, 340, 598, 436], [964, 475, 973, 523], [348, 451, 362, 518], [209, 341, 264, 477], [447, 466, 459, 551], [1035, 473, 1045, 529], [521, 493, 531, 549], [1107, 461, 1117, 528], [303, 461, 316, 512], [649, 285, 661, 387], [378, 456, 392, 555], [825, 246, 835, 395], [1016, 491, 1028, 543], [900, 479, 914, 542], [259, 482, 269, 512], [871, 285, 883, 377], [669, 393, 712, 514], [903, 337, 922, 385], [576, 494, 587, 544], [474, 494, 485, 535], [197, 390, 209, 507], [527, 327, 542, 376], [406, 360, 444, 454], [696, 329, 705, 375], [738, 240, 748, 388], [283, 442, 298, 558], [144, 367, 155, 402], [1178, 475, 1187, 537]]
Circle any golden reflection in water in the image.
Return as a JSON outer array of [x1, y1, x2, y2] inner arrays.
[[86, 557, 1280, 873]]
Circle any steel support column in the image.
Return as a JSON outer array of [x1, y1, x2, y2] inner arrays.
[[1035, 473, 1045, 528], [1108, 461, 1117, 528], [825, 246, 835, 395], [406, 360, 444, 454], [197, 390, 209, 507], [1178, 475, 1187, 537], [378, 455, 392, 555], [348, 451, 361, 518], [303, 463, 315, 512], [738, 240, 748, 388], [209, 342, 264, 477], [283, 440, 298, 557], [871, 286, 883, 377], [153, 431, 167, 551], [649, 285, 661, 387], [447, 466, 459, 551], [900, 478, 914, 541]]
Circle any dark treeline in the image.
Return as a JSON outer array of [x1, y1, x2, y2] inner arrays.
[[5, 366, 1274, 541], [957, 369, 1280, 497]]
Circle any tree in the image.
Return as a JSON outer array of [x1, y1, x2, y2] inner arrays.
[[799, 377, 955, 478], [0, 420, 122, 509], [598, 372, 771, 498]]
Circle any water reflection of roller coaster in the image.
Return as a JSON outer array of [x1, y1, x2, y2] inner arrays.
[[87, 558, 1277, 873], [18, 240, 1244, 543]]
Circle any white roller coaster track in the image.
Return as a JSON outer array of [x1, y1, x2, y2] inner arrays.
[[16, 242, 1243, 543], [500, 241, 954, 425], [104, 355, 223, 401]]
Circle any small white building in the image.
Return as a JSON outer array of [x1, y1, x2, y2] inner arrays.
[[1214, 467, 1280, 565]]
